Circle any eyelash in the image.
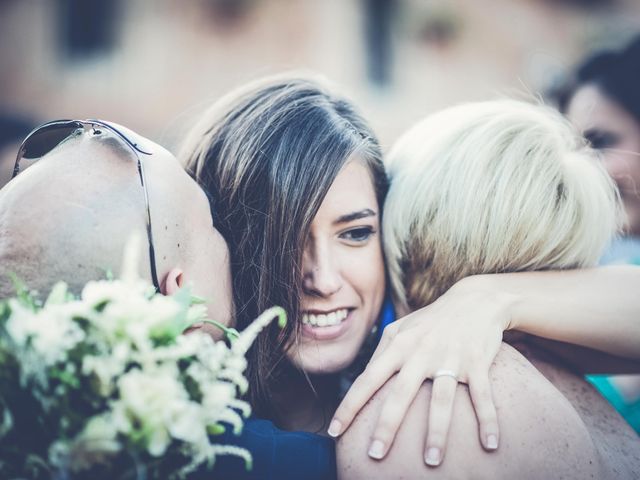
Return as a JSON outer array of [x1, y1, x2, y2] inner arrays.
[[339, 226, 376, 244], [585, 131, 619, 150]]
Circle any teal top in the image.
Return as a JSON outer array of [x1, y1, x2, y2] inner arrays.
[[587, 375, 640, 433], [590, 236, 640, 434]]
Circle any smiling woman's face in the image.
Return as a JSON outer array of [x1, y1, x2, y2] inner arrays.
[[566, 84, 640, 235], [287, 159, 386, 374]]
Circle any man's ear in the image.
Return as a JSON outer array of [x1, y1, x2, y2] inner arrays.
[[161, 267, 184, 295]]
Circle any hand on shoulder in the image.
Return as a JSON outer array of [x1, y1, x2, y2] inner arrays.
[[336, 343, 603, 480]]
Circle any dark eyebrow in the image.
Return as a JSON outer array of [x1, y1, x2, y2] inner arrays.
[[333, 208, 377, 225]]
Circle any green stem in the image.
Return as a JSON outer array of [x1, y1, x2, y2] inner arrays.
[[197, 320, 240, 341]]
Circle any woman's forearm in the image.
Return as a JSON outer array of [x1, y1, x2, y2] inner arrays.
[[467, 266, 640, 360]]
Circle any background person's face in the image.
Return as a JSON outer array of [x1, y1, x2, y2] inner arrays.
[[567, 84, 640, 236], [289, 160, 385, 374]]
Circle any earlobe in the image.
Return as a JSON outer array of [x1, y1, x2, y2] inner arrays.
[[161, 268, 184, 295]]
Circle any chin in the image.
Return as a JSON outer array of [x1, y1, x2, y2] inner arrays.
[[288, 344, 358, 375]]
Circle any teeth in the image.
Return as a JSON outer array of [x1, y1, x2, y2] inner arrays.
[[302, 309, 349, 327]]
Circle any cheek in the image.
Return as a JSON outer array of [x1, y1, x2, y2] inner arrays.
[[603, 151, 640, 182], [345, 242, 386, 313]]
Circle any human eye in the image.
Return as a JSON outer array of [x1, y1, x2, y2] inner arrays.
[[585, 130, 619, 150], [339, 226, 376, 244]]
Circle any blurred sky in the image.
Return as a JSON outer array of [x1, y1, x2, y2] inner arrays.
[[1, 0, 640, 152]]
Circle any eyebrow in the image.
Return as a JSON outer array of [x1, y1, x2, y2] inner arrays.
[[333, 208, 377, 225]]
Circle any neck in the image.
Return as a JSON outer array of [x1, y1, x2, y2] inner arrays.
[[272, 364, 340, 434]]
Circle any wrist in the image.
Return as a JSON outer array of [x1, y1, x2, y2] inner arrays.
[[453, 274, 524, 332]]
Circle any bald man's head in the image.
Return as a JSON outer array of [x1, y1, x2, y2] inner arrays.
[[0, 125, 233, 328]]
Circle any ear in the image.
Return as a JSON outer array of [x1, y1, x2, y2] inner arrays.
[[161, 267, 184, 296]]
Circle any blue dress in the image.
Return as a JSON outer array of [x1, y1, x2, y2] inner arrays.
[[202, 299, 397, 479], [377, 297, 397, 339], [202, 417, 336, 480]]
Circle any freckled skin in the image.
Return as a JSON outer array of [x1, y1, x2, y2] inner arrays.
[[338, 343, 640, 479], [518, 343, 640, 479]]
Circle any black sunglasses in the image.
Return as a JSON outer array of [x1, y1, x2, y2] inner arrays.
[[12, 119, 161, 291]]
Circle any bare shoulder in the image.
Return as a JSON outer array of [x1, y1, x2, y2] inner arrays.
[[337, 343, 603, 480]]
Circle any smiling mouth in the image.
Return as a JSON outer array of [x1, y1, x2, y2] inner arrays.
[[302, 308, 349, 327]]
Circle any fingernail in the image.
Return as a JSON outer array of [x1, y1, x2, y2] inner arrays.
[[425, 447, 441, 466], [368, 440, 385, 459], [328, 419, 342, 437], [487, 434, 498, 450]]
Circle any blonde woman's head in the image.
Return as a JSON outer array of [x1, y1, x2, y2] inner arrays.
[[384, 100, 622, 311]]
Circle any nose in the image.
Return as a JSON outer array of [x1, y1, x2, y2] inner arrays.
[[302, 239, 342, 297]]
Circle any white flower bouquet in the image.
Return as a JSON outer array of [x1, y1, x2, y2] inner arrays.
[[0, 258, 284, 479]]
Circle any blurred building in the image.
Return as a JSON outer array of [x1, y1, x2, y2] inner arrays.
[[1, 0, 639, 151]]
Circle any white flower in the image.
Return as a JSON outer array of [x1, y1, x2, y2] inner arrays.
[[0, 242, 284, 477], [148, 426, 171, 457], [201, 382, 236, 414], [5, 300, 40, 346], [81, 278, 149, 312], [196, 339, 230, 372], [136, 331, 203, 367], [115, 366, 191, 457], [82, 342, 130, 396], [166, 401, 207, 445], [80, 414, 119, 445], [83, 281, 185, 355], [6, 301, 86, 367]]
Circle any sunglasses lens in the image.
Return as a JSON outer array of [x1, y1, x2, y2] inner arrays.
[[21, 124, 79, 160]]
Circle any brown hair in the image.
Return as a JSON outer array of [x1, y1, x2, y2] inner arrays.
[[180, 74, 387, 419]]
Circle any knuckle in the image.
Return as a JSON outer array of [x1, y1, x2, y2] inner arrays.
[[395, 368, 423, 393], [356, 368, 377, 386], [382, 323, 398, 338], [391, 379, 414, 399], [361, 364, 387, 385], [395, 329, 413, 345]]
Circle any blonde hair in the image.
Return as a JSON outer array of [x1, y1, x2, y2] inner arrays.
[[384, 100, 623, 311]]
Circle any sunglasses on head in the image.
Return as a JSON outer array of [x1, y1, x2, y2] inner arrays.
[[12, 119, 161, 291]]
